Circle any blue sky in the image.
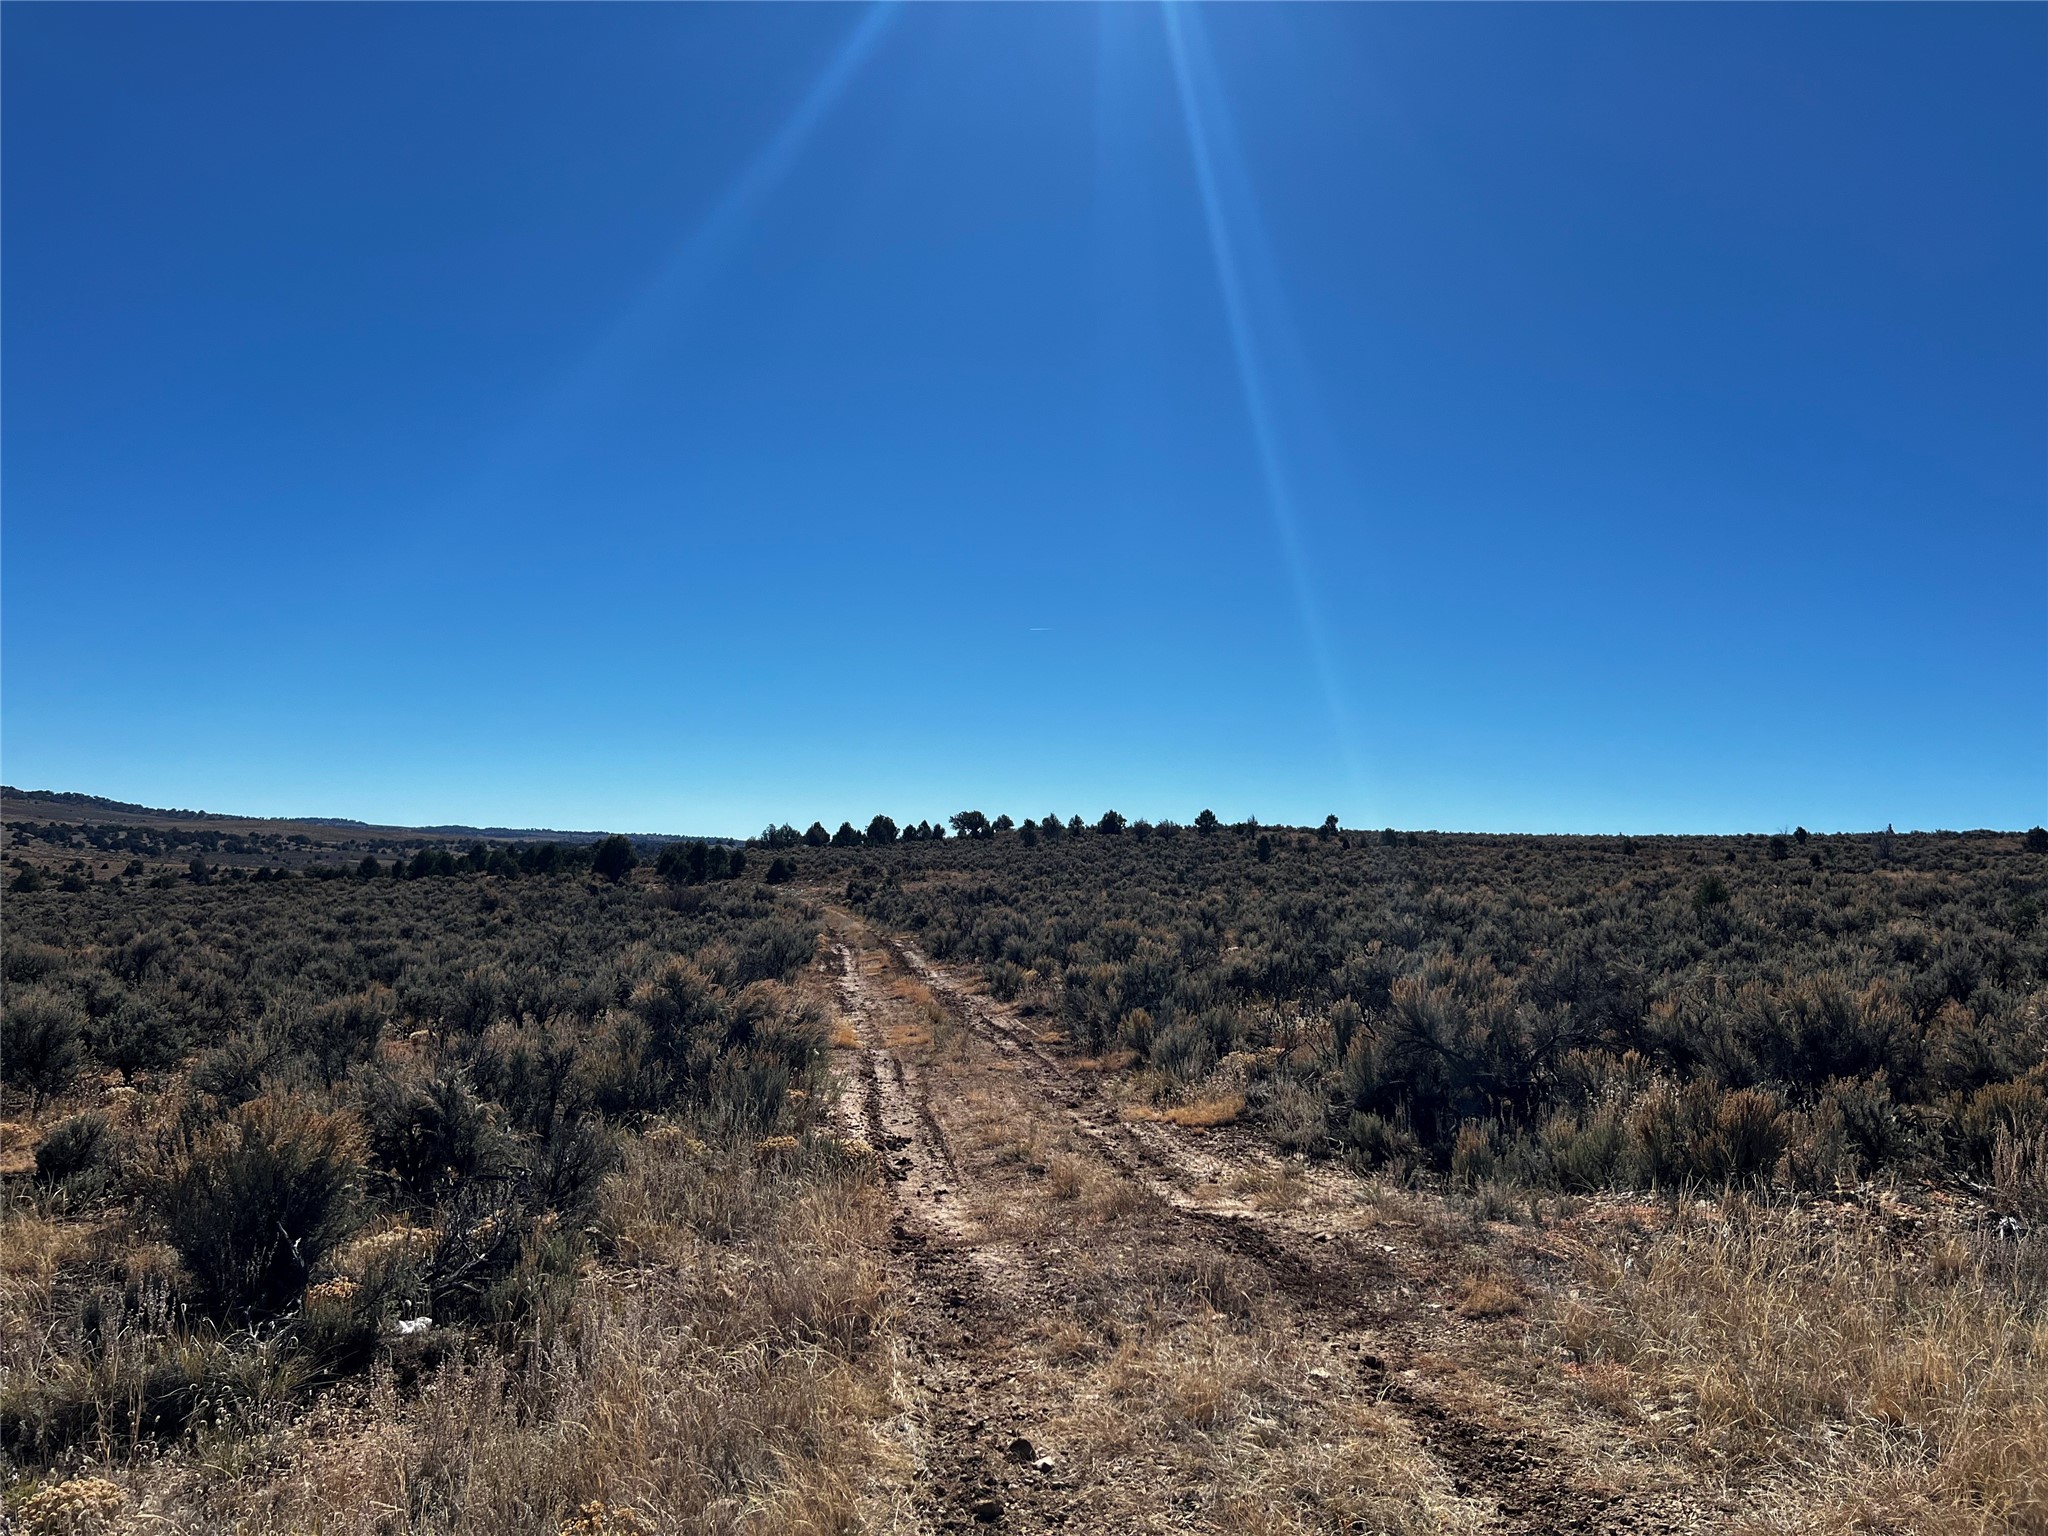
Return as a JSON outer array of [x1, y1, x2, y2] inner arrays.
[[5, 3, 2043, 835]]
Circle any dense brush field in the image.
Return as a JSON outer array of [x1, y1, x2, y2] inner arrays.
[[1, 870, 890, 1532], [847, 825, 2048, 1195], [3, 818, 2044, 1533]]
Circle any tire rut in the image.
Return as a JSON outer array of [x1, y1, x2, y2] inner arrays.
[[855, 917, 1703, 1536], [831, 934, 1072, 1533]]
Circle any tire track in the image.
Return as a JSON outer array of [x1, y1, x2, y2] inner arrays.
[[829, 932, 1070, 1533], [861, 918, 1702, 1536]]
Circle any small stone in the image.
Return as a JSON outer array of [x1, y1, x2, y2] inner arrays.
[[1004, 1435, 1035, 1463], [970, 1496, 1004, 1522]]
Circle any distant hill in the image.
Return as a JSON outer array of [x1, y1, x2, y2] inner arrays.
[[1, 787, 723, 849]]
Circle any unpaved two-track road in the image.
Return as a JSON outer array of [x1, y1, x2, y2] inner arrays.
[[815, 909, 1724, 1536]]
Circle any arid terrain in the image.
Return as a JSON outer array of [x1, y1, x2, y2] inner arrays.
[[821, 909, 1704, 1534], [2, 807, 2043, 1534], [812, 909, 2038, 1535]]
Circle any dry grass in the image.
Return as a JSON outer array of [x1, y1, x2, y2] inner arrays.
[[0, 1122, 38, 1179], [14, 1476, 128, 1535], [1123, 1093, 1246, 1129], [874, 972, 967, 1056], [0, 1203, 100, 1285], [1224, 1161, 1312, 1211], [0, 1202, 110, 1415], [1048, 1314, 1483, 1535], [1453, 1272, 1525, 1320], [1553, 1196, 2048, 1534], [4, 1131, 894, 1536]]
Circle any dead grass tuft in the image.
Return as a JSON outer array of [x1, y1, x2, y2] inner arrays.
[[1453, 1273, 1524, 1320], [1124, 1093, 1246, 1129], [15, 1476, 128, 1536], [1226, 1161, 1312, 1211], [0, 1120, 38, 1178]]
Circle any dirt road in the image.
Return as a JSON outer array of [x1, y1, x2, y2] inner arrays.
[[815, 909, 1722, 1536]]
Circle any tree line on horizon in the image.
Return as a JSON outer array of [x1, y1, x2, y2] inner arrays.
[[753, 807, 1274, 850]]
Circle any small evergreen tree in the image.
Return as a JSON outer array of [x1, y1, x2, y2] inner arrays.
[[804, 822, 832, 848], [591, 834, 638, 884], [867, 814, 899, 845]]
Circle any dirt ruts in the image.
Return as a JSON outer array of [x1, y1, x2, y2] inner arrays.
[[823, 910, 1712, 1535]]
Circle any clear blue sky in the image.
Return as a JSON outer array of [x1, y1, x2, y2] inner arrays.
[[5, 3, 2043, 835]]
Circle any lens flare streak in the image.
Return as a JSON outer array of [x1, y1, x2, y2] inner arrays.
[[1161, 3, 1364, 802]]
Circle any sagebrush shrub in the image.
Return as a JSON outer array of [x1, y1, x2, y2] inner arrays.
[[151, 1095, 364, 1320], [33, 1110, 111, 1190], [1, 988, 85, 1105]]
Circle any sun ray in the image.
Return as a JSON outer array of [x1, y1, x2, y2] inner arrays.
[[1160, 2, 1366, 807], [425, 3, 899, 554]]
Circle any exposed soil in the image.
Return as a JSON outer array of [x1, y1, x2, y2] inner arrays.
[[815, 908, 1731, 1536]]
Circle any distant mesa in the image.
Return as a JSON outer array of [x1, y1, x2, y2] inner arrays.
[[0, 786, 718, 847]]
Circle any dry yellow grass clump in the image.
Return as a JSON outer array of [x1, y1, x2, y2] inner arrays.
[[1124, 1092, 1246, 1129], [15, 1477, 128, 1536], [1555, 1197, 2047, 1534], [1452, 1272, 1524, 1320]]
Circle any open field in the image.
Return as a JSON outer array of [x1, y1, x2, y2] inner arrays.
[[3, 810, 2044, 1533]]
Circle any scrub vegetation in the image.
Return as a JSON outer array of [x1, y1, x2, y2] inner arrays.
[[843, 819, 2048, 1196], [2, 855, 883, 1533], [3, 800, 2044, 1533]]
